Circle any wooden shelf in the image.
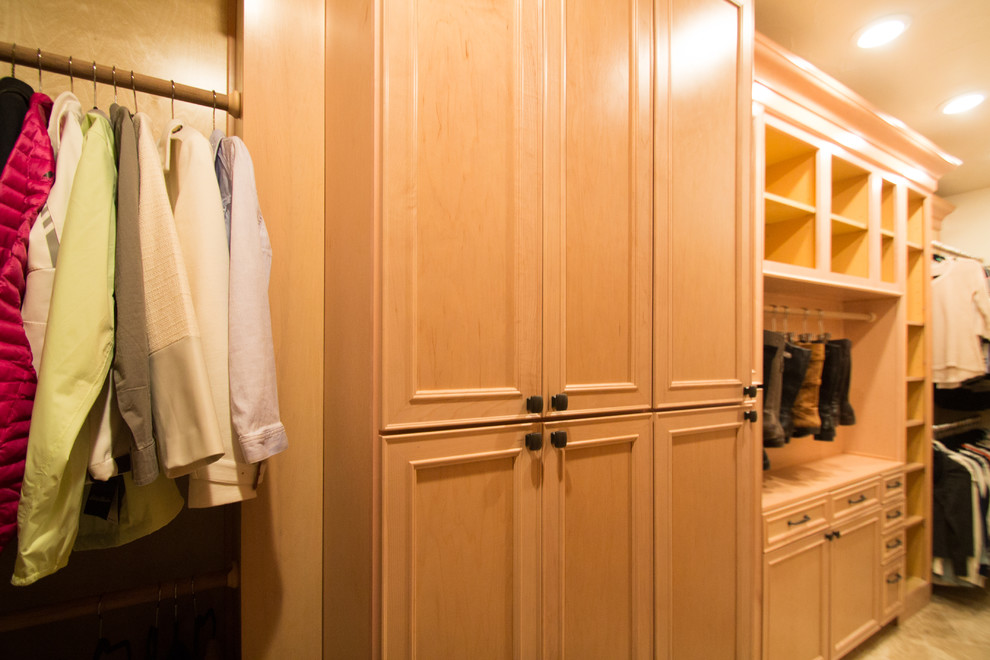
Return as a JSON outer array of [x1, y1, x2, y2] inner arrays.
[[765, 193, 815, 223], [763, 265, 901, 301], [904, 462, 926, 474], [905, 377, 925, 384], [904, 514, 925, 529], [831, 215, 868, 234], [906, 419, 924, 428], [906, 241, 924, 251]]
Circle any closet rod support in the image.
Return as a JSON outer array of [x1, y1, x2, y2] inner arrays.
[[0, 41, 241, 118]]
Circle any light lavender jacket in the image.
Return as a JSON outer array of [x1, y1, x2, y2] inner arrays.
[[216, 134, 288, 464]]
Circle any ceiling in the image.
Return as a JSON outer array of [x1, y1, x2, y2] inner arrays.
[[754, 0, 990, 198]]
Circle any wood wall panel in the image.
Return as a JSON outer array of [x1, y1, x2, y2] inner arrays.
[[237, 0, 325, 657], [5, 0, 228, 139], [325, 0, 379, 656]]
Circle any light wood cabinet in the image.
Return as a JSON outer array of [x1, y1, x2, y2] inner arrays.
[[829, 513, 881, 658], [654, 0, 753, 409], [380, 0, 544, 431], [763, 510, 881, 660], [328, 0, 755, 656], [382, 424, 542, 659], [655, 405, 758, 659], [542, 415, 654, 659], [764, 532, 829, 660], [382, 415, 652, 660], [754, 31, 959, 658]]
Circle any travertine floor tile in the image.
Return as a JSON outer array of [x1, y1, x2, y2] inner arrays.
[[845, 586, 990, 660]]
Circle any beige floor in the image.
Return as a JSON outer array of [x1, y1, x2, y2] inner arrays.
[[845, 586, 990, 659]]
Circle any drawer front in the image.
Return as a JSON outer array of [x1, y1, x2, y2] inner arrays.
[[764, 497, 828, 550], [882, 528, 906, 563], [831, 479, 881, 522], [882, 472, 906, 502], [882, 499, 907, 532], [881, 559, 906, 624]]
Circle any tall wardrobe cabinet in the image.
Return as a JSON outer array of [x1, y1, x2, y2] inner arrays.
[[326, 0, 754, 657]]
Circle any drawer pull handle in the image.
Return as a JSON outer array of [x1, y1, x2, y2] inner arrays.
[[848, 494, 868, 505], [886, 538, 903, 550], [886, 573, 903, 584], [886, 510, 903, 520], [787, 515, 811, 527], [886, 481, 902, 489]]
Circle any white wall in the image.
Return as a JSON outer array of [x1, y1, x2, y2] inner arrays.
[[941, 186, 990, 260]]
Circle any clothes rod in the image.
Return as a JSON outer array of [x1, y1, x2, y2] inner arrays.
[[0, 41, 241, 118], [932, 417, 984, 436], [932, 240, 986, 265], [762, 306, 876, 323], [0, 563, 239, 634]]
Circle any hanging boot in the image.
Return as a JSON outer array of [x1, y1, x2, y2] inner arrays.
[[791, 341, 825, 437], [763, 330, 787, 447], [833, 338, 856, 425], [815, 341, 842, 441], [779, 342, 811, 442]]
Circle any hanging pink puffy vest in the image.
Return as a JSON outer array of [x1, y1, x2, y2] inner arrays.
[[0, 92, 54, 554]]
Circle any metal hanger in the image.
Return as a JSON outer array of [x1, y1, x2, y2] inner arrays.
[[130, 71, 138, 113], [92, 61, 98, 109], [36, 48, 42, 91], [68, 55, 74, 93], [112, 65, 117, 104], [9, 43, 14, 77]]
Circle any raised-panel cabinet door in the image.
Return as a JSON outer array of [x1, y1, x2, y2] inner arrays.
[[763, 532, 829, 660], [654, 0, 753, 407], [381, 0, 543, 431], [382, 424, 542, 659], [543, 0, 654, 416], [542, 414, 653, 659], [655, 406, 758, 660], [830, 513, 881, 658]]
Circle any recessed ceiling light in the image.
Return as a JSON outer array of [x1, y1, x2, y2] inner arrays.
[[856, 15, 910, 49], [941, 93, 986, 115]]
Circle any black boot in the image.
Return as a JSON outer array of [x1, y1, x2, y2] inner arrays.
[[779, 342, 811, 442], [815, 341, 842, 441], [833, 338, 856, 425], [763, 330, 786, 448]]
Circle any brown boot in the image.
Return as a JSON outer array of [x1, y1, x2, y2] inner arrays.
[[791, 341, 825, 437]]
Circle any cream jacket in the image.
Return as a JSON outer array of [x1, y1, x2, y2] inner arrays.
[[161, 120, 257, 507], [134, 113, 224, 477]]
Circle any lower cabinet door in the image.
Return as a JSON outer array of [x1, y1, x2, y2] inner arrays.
[[382, 423, 541, 659], [542, 414, 654, 660], [764, 532, 829, 660], [830, 513, 882, 658], [655, 406, 758, 660]]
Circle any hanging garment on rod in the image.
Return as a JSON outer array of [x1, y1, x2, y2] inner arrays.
[[932, 256, 990, 387], [14, 107, 117, 586], [933, 431, 990, 587], [109, 102, 158, 486], [161, 118, 256, 508], [0, 76, 33, 171], [0, 89, 54, 556]]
